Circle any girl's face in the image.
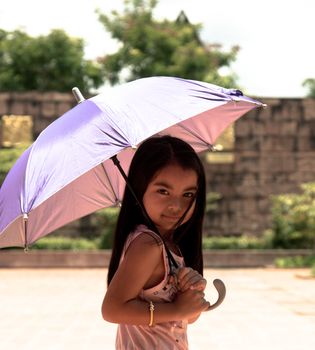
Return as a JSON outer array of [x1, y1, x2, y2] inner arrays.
[[142, 163, 198, 237]]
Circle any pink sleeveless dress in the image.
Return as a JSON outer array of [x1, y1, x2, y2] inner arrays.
[[115, 225, 188, 350]]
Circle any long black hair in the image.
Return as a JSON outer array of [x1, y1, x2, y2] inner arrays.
[[107, 135, 206, 285]]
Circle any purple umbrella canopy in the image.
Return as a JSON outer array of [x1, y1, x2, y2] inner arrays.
[[0, 76, 265, 248]]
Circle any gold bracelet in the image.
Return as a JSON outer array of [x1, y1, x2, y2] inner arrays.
[[148, 301, 154, 327]]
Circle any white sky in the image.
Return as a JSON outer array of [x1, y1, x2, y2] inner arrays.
[[0, 0, 314, 98]]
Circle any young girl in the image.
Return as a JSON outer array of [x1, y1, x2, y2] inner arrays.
[[102, 135, 211, 349]]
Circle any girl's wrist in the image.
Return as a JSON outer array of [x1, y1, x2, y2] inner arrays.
[[171, 297, 186, 320], [153, 300, 183, 323]]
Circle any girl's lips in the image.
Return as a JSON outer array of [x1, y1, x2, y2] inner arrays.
[[163, 215, 180, 221]]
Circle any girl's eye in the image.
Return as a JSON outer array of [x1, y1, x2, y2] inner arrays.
[[157, 189, 169, 195], [184, 192, 195, 198]]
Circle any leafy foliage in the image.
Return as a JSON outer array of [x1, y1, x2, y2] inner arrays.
[[303, 78, 315, 98], [202, 234, 271, 249], [94, 207, 121, 249], [30, 232, 271, 250], [205, 191, 222, 213], [0, 29, 104, 94], [32, 236, 98, 250], [274, 255, 315, 268], [270, 183, 315, 249], [97, 0, 238, 86]]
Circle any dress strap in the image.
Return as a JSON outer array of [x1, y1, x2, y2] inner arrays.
[[127, 225, 179, 274]]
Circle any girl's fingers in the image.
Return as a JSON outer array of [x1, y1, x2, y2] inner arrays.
[[178, 269, 198, 284], [177, 267, 192, 281], [190, 278, 207, 291], [180, 275, 207, 291], [180, 275, 200, 290], [203, 301, 211, 311], [176, 267, 208, 293]]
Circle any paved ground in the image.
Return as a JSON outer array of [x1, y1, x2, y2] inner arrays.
[[0, 268, 314, 350]]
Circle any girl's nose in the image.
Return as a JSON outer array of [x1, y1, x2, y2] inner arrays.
[[167, 198, 182, 212]]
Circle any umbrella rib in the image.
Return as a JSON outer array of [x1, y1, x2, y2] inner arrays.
[[101, 163, 120, 205]]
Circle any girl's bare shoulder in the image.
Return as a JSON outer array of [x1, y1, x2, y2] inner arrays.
[[124, 229, 163, 265]]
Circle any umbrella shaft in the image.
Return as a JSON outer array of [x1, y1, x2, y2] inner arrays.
[[23, 213, 29, 251]]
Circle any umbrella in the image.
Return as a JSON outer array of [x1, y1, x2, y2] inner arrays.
[[0, 76, 265, 249]]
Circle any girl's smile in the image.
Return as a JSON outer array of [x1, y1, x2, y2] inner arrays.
[[142, 163, 198, 236]]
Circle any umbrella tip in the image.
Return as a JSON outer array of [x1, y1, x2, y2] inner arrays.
[[208, 144, 217, 152], [72, 87, 85, 104]]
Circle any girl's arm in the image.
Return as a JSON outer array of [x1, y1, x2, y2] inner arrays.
[[102, 234, 209, 325]]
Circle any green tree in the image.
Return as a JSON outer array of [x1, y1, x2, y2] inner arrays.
[[303, 78, 315, 98], [0, 29, 104, 94], [97, 0, 238, 86]]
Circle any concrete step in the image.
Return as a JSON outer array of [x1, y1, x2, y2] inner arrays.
[[0, 249, 313, 268]]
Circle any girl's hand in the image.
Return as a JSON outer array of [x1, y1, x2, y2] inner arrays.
[[177, 267, 207, 292], [174, 288, 210, 319]]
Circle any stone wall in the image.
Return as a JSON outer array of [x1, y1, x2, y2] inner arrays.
[[205, 98, 315, 237], [1, 93, 315, 238], [0, 92, 75, 139]]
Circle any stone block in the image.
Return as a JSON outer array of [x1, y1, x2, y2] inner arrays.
[[300, 171, 315, 182], [42, 101, 56, 118], [56, 102, 73, 116], [241, 198, 258, 213], [1, 115, 33, 146], [228, 199, 243, 212], [24, 100, 41, 117], [260, 137, 296, 152], [235, 159, 260, 173], [237, 185, 264, 197], [297, 137, 314, 151], [241, 173, 258, 186], [251, 122, 265, 136], [10, 101, 26, 115], [256, 105, 273, 121], [41, 92, 62, 102], [260, 98, 281, 107], [279, 121, 298, 135], [297, 154, 315, 171], [285, 100, 303, 120], [264, 120, 282, 135], [33, 118, 51, 136], [297, 124, 311, 136], [273, 99, 303, 121], [44, 92, 73, 102], [303, 99, 315, 120], [0, 93, 10, 115], [260, 154, 296, 173], [11, 92, 34, 100], [235, 120, 252, 137], [257, 198, 271, 213], [235, 135, 260, 152]]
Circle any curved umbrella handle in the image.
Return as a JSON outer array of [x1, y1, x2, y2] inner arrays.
[[207, 278, 226, 311]]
